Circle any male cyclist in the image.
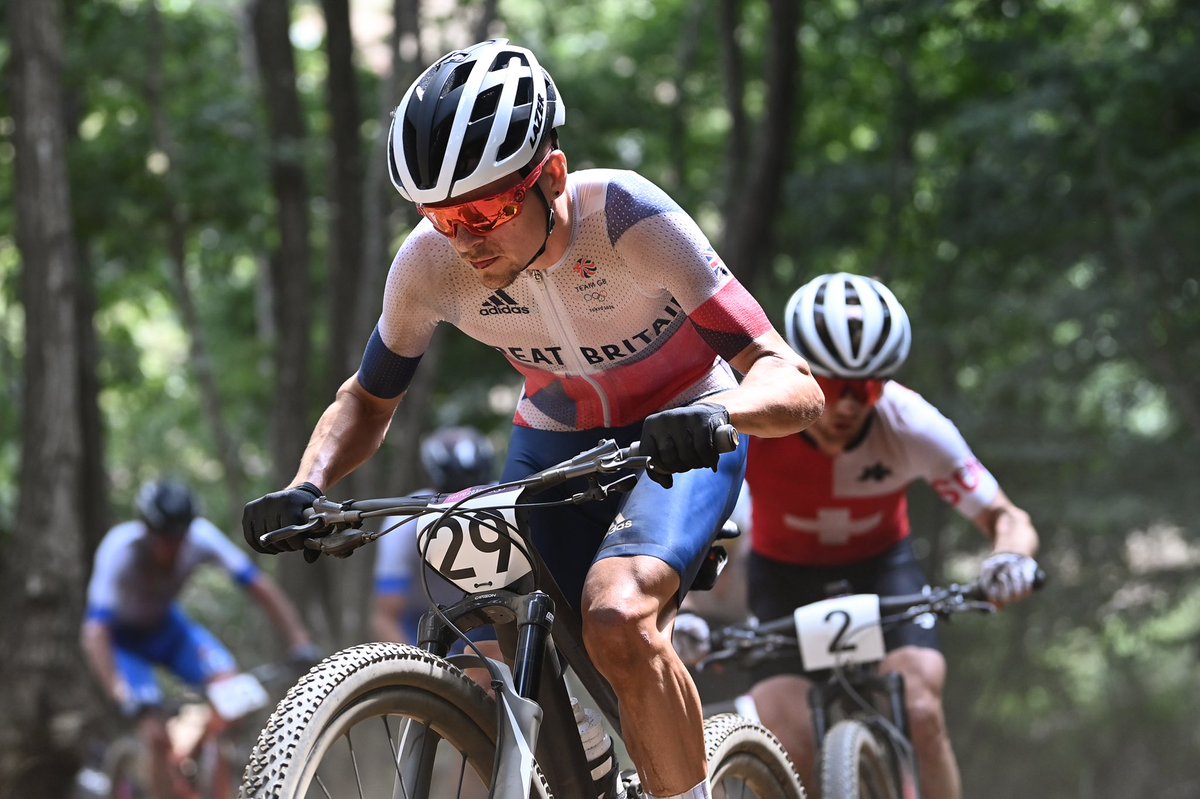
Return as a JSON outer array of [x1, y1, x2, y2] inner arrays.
[[742, 272, 1040, 799], [242, 39, 823, 799], [372, 426, 498, 644], [82, 480, 317, 799]]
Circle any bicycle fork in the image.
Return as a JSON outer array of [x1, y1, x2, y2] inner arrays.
[[415, 590, 597, 799]]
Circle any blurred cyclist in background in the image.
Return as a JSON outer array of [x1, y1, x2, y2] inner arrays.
[[372, 426, 498, 644], [81, 480, 318, 799], [732, 273, 1040, 799]]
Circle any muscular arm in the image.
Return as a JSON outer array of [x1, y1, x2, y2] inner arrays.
[[972, 488, 1039, 557], [710, 329, 824, 438], [291, 375, 404, 491], [81, 620, 123, 700]]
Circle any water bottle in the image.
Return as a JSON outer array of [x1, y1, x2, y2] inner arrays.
[[572, 695, 619, 799]]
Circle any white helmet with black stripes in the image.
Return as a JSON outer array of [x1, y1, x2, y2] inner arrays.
[[388, 39, 566, 204], [784, 272, 911, 378]]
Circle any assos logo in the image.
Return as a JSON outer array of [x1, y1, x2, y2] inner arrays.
[[480, 289, 531, 316]]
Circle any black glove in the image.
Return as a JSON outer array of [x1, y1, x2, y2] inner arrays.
[[640, 402, 730, 489], [242, 482, 323, 554]]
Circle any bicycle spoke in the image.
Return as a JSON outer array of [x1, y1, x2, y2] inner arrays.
[[343, 730, 366, 799], [383, 715, 412, 799], [455, 751, 468, 798], [313, 774, 334, 799]]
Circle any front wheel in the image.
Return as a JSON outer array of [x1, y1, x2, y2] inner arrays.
[[705, 713, 807, 798], [238, 642, 551, 799], [820, 719, 899, 799]]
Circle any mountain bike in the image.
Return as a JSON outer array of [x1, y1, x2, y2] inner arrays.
[[75, 664, 290, 799], [239, 427, 807, 799], [694, 578, 1041, 799]]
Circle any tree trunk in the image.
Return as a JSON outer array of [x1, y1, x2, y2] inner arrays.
[[320, 0, 367, 390], [720, 0, 802, 289], [664, 0, 708, 193], [1, 0, 91, 795], [248, 0, 329, 638], [717, 0, 747, 203], [338, 0, 431, 643]]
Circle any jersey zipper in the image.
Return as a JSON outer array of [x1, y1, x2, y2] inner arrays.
[[528, 269, 613, 427]]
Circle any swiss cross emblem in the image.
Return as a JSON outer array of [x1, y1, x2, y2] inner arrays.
[[574, 258, 598, 278]]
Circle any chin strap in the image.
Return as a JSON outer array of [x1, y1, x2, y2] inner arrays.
[[521, 184, 556, 270]]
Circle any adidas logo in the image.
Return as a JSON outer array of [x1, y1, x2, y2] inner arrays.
[[479, 289, 531, 316]]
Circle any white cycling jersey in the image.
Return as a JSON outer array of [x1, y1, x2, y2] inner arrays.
[[363, 169, 772, 431], [747, 382, 1001, 567], [86, 519, 258, 630]]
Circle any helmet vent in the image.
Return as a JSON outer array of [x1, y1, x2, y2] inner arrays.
[[441, 62, 474, 98], [471, 85, 502, 123], [487, 51, 528, 73]]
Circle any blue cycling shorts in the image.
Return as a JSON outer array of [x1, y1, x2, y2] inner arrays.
[[500, 421, 748, 610], [111, 606, 237, 713]]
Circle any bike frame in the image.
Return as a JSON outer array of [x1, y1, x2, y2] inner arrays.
[[417, 569, 616, 799], [700, 580, 1025, 799], [809, 666, 921, 798], [285, 430, 740, 799]]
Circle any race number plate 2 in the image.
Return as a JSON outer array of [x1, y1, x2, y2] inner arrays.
[[793, 594, 886, 671], [416, 487, 533, 593]]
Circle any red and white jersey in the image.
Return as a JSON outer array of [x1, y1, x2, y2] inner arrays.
[[745, 382, 999, 567], [374, 169, 771, 431]]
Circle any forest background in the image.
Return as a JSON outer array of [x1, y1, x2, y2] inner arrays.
[[2, 0, 1198, 796]]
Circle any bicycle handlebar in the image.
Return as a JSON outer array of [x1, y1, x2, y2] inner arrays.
[[262, 423, 739, 558], [700, 570, 1046, 670]]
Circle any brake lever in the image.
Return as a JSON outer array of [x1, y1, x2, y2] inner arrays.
[[597, 453, 654, 473], [260, 516, 327, 547], [305, 529, 365, 558]]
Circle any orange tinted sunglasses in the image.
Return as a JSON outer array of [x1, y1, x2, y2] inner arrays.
[[815, 375, 886, 405], [418, 151, 554, 237]]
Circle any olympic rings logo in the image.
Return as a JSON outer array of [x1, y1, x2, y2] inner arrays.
[[583, 291, 608, 302]]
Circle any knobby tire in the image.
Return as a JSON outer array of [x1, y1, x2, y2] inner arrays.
[[704, 713, 807, 799], [238, 642, 551, 799], [820, 720, 899, 799]]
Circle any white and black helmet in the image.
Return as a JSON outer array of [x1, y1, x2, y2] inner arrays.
[[784, 272, 912, 378], [420, 427, 497, 493], [388, 39, 566, 204]]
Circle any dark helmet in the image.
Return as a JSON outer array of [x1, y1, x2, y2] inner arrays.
[[420, 427, 497, 493], [784, 272, 912, 379], [387, 38, 566, 204], [136, 480, 196, 535]]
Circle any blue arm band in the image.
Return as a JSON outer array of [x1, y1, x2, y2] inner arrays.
[[357, 327, 423, 399]]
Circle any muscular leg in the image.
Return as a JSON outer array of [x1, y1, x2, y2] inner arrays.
[[881, 646, 959, 799], [749, 675, 819, 796], [582, 555, 706, 797]]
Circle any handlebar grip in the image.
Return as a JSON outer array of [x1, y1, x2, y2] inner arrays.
[[714, 423, 739, 453]]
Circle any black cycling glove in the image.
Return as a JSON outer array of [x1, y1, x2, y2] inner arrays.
[[242, 482, 323, 554], [639, 402, 730, 489]]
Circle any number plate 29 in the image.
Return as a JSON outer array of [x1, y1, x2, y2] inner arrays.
[[793, 594, 886, 671], [416, 487, 533, 593]]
